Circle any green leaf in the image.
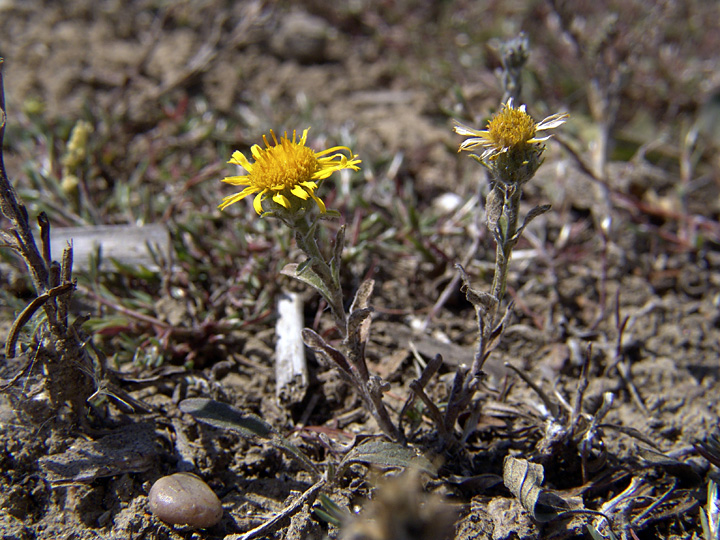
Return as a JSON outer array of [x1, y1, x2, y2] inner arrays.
[[82, 315, 131, 332], [280, 262, 334, 305], [109, 258, 158, 280], [313, 494, 348, 527]]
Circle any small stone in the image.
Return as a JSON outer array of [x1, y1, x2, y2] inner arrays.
[[148, 473, 223, 529], [270, 10, 331, 63]]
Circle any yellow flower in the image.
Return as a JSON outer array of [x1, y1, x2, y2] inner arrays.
[[219, 128, 361, 215], [454, 98, 568, 161]]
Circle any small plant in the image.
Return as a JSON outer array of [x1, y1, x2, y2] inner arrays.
[[217, 127, 408, 442], [178, 398, 437, 538], [417, 97, 567, 447]]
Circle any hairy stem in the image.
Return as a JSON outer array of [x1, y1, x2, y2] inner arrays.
[[489, 185, 522, 314], [293, 216, 347, 330]]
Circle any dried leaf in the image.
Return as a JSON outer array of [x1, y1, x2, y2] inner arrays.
[[485, 185, 504, 229], [456, 263, 497, 315], [600, 423, 659, 449], [331, 225, 346, 284], [504, 362, 559, 419], [637, 447, 702, 485], [503, 456, 568, 522], [447, 473, 503, 492], [350, 279, 374, 313], [346, 307, 373, 346], [302, 328, 353, 376], [345, 304, 373, 381], [695, 430, 720, 468]]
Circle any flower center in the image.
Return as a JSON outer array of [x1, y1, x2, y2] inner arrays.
[[250, 139, 319, 189], [487, 106, 537, 149]]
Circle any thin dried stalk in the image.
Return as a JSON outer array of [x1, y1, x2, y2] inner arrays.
[[0, 58, 97, 425]]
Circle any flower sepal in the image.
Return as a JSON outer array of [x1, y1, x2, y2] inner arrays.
[[320, 209, 342, 220], [260, 194, 338, 229]]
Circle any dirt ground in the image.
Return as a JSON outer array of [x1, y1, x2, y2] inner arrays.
[[2, 1, 720, 539]]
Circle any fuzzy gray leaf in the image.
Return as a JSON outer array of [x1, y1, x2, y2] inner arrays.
[[281, 262, 334, 305], [179, 398, 274, 439], [512, 204, 551, 243], [339, 439, 438, 477], [486, 300, 514, 353], [180, 398, 319, 475]]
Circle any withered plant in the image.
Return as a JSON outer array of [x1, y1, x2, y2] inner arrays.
[[0, 59, 98, 427]]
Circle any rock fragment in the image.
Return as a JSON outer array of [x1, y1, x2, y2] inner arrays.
[[148, 473, 223, 529]]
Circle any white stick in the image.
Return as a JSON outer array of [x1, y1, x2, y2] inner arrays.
[[275, 291, 308, 406]]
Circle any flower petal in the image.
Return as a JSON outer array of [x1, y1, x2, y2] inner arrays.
[[315, 145, 352, 157], [309, 191, 326, 213], [218, 185, 258, 210], [272, 192, 291, 208], [299, 128, 310, 145], [453, 122, 484, 137], [458, 137, 488, 152], [229, 151, 253, 172], [537, 112, 569, 131], [253, 191, 265, 214], [250, 144, 264, 161], [221, 174, 251, 185], [526, 135, 552, 144], [291, 185, 310, 200]]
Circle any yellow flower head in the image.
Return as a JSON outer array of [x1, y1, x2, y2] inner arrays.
[[454, 98, 568, 161], [219, 128, 361, 215]]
